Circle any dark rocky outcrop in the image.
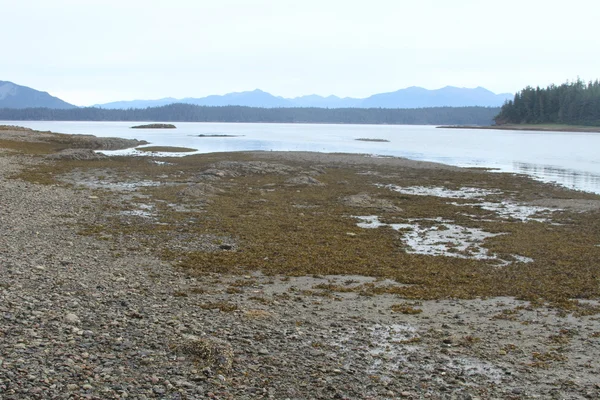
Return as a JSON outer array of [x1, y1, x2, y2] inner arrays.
[[131, 124, 176, 129], [46, 149, 108, 161]]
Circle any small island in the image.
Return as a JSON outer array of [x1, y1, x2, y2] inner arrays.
[[131, 124, 177, 129], [195, 134, 242, 138], [355, 138, 390, 142]]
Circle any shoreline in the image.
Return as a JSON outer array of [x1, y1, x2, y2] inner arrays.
[[438, 124, 600, 133], [8, 122, 600, 196], [1, 127, 600, 399]]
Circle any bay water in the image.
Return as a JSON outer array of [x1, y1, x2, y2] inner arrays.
[[3, 121, 600, 194]]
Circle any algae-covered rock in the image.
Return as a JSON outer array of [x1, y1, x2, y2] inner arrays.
[[46, 148, 108, 161], [178, 336, 234, 372], [285, 175, 325, 186]]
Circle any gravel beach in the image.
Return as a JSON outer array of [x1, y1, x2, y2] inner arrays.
[[1, 126, 600, 399]]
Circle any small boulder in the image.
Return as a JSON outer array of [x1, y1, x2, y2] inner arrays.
[[64, 313, 80, 324], [341, 193, 402, 212], [177, 336, 234, 373], [285, 175, 325, 186]]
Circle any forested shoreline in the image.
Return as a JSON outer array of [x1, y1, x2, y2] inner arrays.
[[0, 103, 499, 125], [495, 79, 600, 126]]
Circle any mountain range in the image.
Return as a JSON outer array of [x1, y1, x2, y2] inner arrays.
[[96, 87, 512, 109], [0, 81, 76, 109], [0, 80, 513, 110]]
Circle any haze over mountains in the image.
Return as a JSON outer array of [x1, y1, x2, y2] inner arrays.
[[0, 80, 513, 110], [96, 87, 512, 109]]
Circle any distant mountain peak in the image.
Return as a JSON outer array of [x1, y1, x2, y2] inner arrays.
[[0, 80, 76, 109]]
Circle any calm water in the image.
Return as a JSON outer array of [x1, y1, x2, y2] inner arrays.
[[4, 121, 600, 194]]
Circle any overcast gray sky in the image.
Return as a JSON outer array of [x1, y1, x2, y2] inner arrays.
[[3, 0, 598, 106]]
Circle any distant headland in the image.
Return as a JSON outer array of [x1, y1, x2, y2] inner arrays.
[[438, 124, 600, 133]]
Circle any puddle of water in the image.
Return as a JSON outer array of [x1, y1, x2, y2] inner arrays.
[[381, 184, 558, 223], [327, 322, 506, 385], [356, 216, 499, 260], [382, 185, 502, 199], [327, 323, 419, 380], [370, 324, 419, 345], [371, 325, 504, 384], [119, 209, 154, 218], [119, 203, 155, 218], [446, 357, 504, 383], [404, 223, 499, 260], [356, 215, 413, 230], [366, 324, 420, 379], [77, 179, 161, 192], [355, 216, 532, 265], [512, 254, 534, 263], [450, 201, 557, 222], [98, 148, 201, 157]]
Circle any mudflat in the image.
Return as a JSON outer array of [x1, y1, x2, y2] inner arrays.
[[1, 125, 600, 399]]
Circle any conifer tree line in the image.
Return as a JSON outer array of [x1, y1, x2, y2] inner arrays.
[[495, 78, 600, 126], [0, 104, 499, 126]]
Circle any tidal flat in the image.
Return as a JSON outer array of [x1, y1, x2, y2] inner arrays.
[[1, 125, 600, 399]]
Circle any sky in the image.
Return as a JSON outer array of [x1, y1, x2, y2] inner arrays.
[[2, 0, 599, 106]]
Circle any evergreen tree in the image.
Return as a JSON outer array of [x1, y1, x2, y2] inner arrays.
[[0, 105, 500, 126], [495, 79, 600, 126]]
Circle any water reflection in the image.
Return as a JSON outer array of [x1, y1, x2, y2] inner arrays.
[[513, 162, 600, 193]]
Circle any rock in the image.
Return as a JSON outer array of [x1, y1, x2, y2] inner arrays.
[[200, 161, 297, 178], [131, 124, 176, 129], [341, 193, 402, 212], [177, 336, 234, 373], [46, 149, 108, 161], [65, 313, 80, 324], [285, 176, 325, 186]]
